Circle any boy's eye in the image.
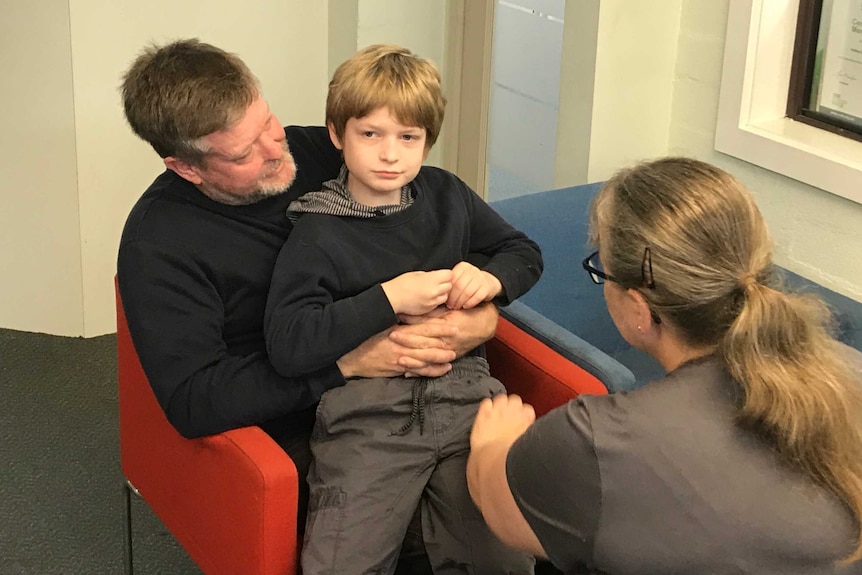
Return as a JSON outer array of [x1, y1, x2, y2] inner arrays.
[[362, 131, 375, 138]]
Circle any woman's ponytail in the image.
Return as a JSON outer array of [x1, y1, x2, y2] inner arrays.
[[722, 281, 862, 562]]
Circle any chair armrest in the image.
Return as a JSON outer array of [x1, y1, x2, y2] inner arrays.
[[171, 427, 299, 575], [500, 300, 636, 393], [487, 315, 608, 417], [117, 283, 299, 575]]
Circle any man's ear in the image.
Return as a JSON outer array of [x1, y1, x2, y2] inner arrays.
[[164, 156, 203, 185], [327, 122, 344, 151]]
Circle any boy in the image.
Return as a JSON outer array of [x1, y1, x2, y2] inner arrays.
[[264, 44, 540, 574]]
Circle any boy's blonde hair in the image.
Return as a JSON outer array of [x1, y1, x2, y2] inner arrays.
[[326, 44, 446, 149]]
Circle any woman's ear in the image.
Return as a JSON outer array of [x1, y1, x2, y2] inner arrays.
[[327, 123, 344, 151], [627, 288, 657, 331]]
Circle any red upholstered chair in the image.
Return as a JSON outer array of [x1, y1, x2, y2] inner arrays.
[[117, 283, 607, 575], [486, 317, 608, 416], [117, 287, 299, 575]]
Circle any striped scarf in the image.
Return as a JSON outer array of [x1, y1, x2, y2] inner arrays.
[[288, 164, 414, 223]]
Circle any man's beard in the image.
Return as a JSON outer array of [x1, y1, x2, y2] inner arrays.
[[254, 160, 297, 199], [199, 141, 297, 206]]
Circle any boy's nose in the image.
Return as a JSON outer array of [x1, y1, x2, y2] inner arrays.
[[379, 139, 398, 162]]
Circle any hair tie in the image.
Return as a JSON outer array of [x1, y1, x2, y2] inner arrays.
[[739, 273, 758, 292]]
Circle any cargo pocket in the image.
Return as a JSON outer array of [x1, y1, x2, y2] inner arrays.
[[311, 391, 331, 442], [301, 485, 347, 573]]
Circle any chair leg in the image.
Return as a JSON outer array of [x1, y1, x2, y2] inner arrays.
[[123, 479, 139, 575]]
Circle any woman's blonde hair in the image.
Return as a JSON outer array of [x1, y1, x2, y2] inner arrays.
[[326, 44, 446, 149], [590, 157, 862, 562]]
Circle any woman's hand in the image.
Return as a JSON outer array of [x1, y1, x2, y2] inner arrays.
[[467, 393, 546, 557], [471, 393, 536, 453]]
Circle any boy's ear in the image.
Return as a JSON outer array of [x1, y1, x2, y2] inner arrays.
[[327, 123, 344, 151], [164, 156, 203, 185]]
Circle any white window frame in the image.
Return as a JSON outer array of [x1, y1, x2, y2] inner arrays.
[[716, 0, 862, 205]]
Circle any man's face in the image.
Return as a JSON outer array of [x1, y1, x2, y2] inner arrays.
[[179, 97, 296, 205], [329, 107, 428, 206]]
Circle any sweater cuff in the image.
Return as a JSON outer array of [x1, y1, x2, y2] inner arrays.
[[348, 283, 398, 334]]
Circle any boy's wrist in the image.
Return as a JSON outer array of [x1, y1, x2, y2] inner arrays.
[[380, 279, 400, 313], [483, 271, 504, 301]]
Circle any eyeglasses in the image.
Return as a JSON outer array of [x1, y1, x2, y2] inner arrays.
[[582, 250, 617, 285], [582, 248, 662, 323], [582, 248, 657, 289]]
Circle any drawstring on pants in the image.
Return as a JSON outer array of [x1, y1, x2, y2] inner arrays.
[[390, 378, 429, 436]]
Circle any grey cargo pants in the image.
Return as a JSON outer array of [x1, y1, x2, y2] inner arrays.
[[300, 356, 535, 575]]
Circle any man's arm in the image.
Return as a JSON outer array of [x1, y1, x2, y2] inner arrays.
[[118, 240, 343, 438], [389, 302, 499, 376], [467, 394, 547, 557], [337, 324, 458, 378], [120, 239, 464, 436], [340, 303, 498, 379]]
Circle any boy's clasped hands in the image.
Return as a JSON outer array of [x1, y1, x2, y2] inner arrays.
[[382, 261, 503, 317]]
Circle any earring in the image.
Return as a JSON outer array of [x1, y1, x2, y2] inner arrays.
[[637, 325, 642, 332]]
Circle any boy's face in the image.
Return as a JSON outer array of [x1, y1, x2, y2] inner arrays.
[[329, 107, 428, 206]]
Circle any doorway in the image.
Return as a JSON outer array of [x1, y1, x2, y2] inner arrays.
[[486, 0, 565, 201]]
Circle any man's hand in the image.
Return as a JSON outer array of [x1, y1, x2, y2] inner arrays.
[[336, 324, 458, 379], [394, 301, 499, 359], [447, 261, 502, 310], [339, 301, 499, 379]]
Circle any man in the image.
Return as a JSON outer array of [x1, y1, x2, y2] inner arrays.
[[117, 38, 499, 571]]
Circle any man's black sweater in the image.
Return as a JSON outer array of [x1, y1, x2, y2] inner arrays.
[[117, 126, 342, 439]]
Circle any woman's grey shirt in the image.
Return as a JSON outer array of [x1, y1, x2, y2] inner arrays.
[[507, 352, 862, 575]]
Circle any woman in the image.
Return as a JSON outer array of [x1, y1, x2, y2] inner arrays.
[[467, 158, 862, 574]]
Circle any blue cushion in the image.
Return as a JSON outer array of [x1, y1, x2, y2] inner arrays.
[[492, 184, 862, 389]]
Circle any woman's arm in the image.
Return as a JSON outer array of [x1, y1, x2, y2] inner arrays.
[[467, 394, 548, 557]]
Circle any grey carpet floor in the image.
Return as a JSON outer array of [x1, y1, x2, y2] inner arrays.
[[0, 328, 200, 574], [0, 327, 563, 574]]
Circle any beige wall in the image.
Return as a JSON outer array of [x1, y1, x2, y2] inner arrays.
[[0, 0, 450, 337], [554, 0, 683, 188], [552, 0, 861, 301], [1, 1, 84, 336], [668, 1, 862, 300], [0, 0, 329, 336]]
